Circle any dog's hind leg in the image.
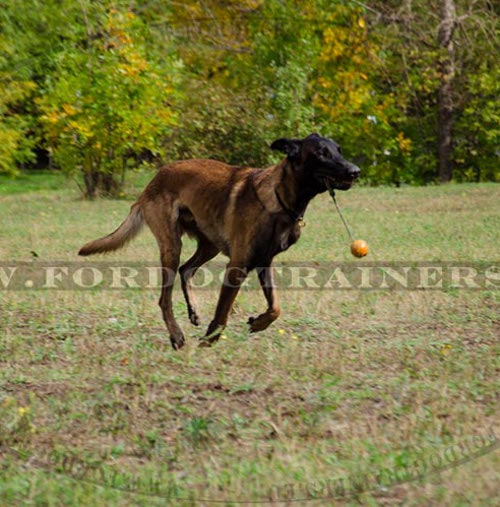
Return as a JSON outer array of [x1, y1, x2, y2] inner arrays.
[[179, 237, 219, 326], [142, 200, 184, 350], [248, 266, 281, 332]]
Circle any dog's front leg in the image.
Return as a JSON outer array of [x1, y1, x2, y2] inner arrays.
[[200, 261, 249, 346], [248, 265, 281, 332]]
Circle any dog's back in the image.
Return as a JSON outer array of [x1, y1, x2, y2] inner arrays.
[[139, 159, 256, 254]]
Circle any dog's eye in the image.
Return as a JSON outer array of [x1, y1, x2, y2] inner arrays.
[[320, 147, 330, 158], [337, 146, 343, 155]]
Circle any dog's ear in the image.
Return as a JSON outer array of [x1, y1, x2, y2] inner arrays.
[[270, 138, 302, 159]]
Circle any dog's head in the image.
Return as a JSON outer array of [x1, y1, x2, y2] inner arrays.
[[270, 133, 360, 191]]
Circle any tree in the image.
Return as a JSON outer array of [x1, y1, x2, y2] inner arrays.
[[38, 6, 180, 197], [1, 0, 497, 186], [0, 71, 36, 176], [164, 0, 276, 167], [437, 0, 456, 182], [363, 0, 498, 183]]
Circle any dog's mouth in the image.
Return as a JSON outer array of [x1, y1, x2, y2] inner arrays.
[[323, 176, 355, 191]]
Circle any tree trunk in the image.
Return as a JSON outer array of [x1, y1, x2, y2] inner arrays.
[[437, 0, 456, 182], [101, 172, 119, 196]]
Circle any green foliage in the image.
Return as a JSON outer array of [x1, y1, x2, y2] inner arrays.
[[247, 0, 318, 138], [0, 0, 498, 190], [170, 82, 272, 166], [0, 37, 37, 175], [454, 62, 500, 182]]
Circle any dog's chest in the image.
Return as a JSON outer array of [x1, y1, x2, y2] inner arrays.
[[250, 219, 301, 266], [276, 222, 301, 253]]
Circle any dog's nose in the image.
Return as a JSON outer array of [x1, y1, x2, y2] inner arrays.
[[348, 164, 361, 179]]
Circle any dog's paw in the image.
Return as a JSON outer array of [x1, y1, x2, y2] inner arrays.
[[248, 316, 264, 333], [170, 333, 185, 350], [248, 312, 279, 333], [202, 321, 224, 345], [189, 311, 201, 326], [198, 338, 213, 348]]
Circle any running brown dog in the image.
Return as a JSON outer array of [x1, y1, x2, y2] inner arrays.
[[79, 133, 361, 349]]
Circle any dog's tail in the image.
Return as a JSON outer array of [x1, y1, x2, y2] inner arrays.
[[78, 203, 144, 256]]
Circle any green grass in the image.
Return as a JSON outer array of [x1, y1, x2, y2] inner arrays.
[[0, 174, 499, 506], [0, 170, 67, 195]]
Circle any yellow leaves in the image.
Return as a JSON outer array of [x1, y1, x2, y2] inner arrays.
[[41, 103, 78, 131], [317, 77, 331, 89], [320, 27, 351, 62], [323, 27, 335, 46], [66, 120, 93, 142], [117, 31, 132, 45], [314, 65, 373, 122], [156, 107, 174, 125], [62, 103, 77, 115], [317, 7, 378, 121], [105, 9, 134, 31], [104, 9, 139, 55], [42, 111, 60, 124], [1, 79, 36, 105], [129, 51, 148, 70], [116, 41, 150, 79], [349, 88, 368, 108], [118, 65, 137, 77], [397, 132, 412, 154], [320, 6, 370, 64]]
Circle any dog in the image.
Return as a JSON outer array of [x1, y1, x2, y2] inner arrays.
[[79, 133, 360, 349]]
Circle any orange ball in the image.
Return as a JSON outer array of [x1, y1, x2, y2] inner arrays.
[[350, 239, 369, 258]]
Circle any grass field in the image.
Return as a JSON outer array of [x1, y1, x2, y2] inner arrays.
[[0, 171, 499, 506]]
